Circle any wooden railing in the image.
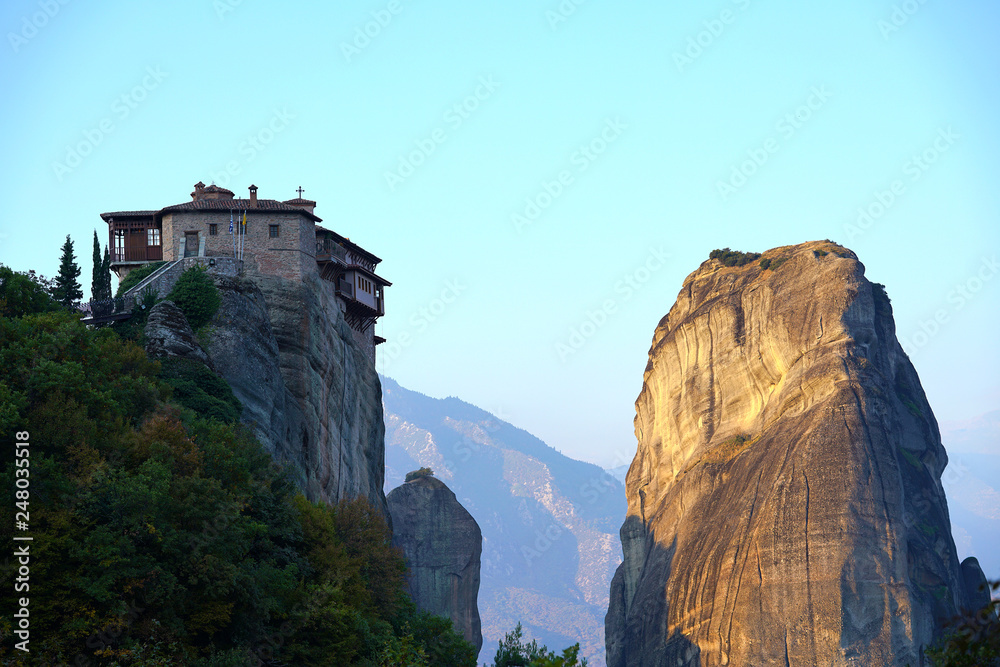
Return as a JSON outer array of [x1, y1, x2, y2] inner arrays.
[[316, 239, 347, 262], [111, 246, 162, 262], [335, 277, 353, 298]]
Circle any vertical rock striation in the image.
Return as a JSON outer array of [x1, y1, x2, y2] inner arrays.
[[606, 241, 987, 667], [387, 475, 483, 654], [201, 272, 387, 515]]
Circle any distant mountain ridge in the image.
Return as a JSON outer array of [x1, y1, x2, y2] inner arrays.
[[380, 376, 625, 666]]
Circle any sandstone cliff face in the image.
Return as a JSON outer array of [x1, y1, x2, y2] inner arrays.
[[148, 270, 387, 514], [387, 475, 483, 654], [243, 273, 386, 514], [606, 241, 986, 667]]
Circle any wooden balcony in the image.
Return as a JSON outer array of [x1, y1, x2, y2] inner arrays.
[[316, 239, 347, 263], [111, 245, 162, 263], [109, 219, 162, 263], [335, 276, 353, 298]]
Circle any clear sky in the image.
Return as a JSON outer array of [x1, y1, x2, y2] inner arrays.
[[1, 0, 997, 468]]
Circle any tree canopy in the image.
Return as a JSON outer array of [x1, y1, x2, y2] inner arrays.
[[0, 308, 476, 665]]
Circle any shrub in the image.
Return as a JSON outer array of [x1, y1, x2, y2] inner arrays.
[[926, 581, 1000, 666], [769, 257, 789, 271], [167, 266, 221, 330], [405, 467, 435, 482], [872, 282, 892, 317], [158, 357, 242, 423], [702, 434, 756, 465], [759, 258, 772, 270], [116, 261, 166, 296], [139, 284, 160, 310], [709, 248, 761, 267]]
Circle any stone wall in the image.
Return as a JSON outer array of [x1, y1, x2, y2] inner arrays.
[[161, 210, 315, 281], [125, 257, 242, 305]]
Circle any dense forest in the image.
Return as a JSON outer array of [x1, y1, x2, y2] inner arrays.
[[0, 263, 476, 666]]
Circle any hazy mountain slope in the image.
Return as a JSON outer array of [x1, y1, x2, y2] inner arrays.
[[381, 376, 624, 666], [941, 410, 1000, 582]]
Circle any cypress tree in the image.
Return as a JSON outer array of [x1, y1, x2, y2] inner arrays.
[[91, 231, 104, 301], [52, 234, 83, 308], [101, 246, 113, 300]]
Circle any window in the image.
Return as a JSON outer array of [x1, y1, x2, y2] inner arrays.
[[115, 230, 125, 257], [269, 224, 280, 238], [209, 224, 218, 236], [147, 228, 161, 246]]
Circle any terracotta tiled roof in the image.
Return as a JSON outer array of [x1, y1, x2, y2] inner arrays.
[[284, 197, 316, 206], [160, 198, 321, 222], [316, 226, 382, 264], [100, 210, 157, 220]]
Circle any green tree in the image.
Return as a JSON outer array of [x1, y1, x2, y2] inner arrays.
[[406, 466, 435, 482], [52, 233, 83, 308], [0, 265, 58, 317], [493, 623, 587, 667], [91, 230, 104, 301], [926, 581, 1000, 666], [167, 265, 221, 329], [102, 244, 114, 299], [91, 230, 113, 302]]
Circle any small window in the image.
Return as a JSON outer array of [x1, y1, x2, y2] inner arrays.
[[269, 224, 280, 238], [147, 228, 161, 246], [209, 224, 218, 236]]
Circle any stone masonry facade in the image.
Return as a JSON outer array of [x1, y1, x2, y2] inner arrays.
[[161, 210, 316, 282], [104, 183, 387, 361]]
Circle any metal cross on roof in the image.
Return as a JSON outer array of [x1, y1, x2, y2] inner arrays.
[[296, 186, 305, 197]]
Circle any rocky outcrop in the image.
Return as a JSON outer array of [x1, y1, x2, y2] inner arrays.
[[606, 241, 986, 667], [144, 300, 213, 368], [961, 556, 991, 611], [387, 475, 483, 654], [382, 377, 624, 666], [149, 269, 387, 515]]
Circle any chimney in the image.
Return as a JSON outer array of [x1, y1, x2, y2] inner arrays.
[[249, 184, 258, 207], [191, 181, 206, 201]]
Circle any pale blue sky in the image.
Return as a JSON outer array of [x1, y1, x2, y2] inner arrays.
[[1, 0, 997, 467]]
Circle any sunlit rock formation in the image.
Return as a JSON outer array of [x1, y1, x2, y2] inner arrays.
[[606, 241, 986, 667]]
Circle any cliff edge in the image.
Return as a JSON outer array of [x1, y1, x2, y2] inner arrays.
[[147, 270, 387, 515], [606, 241, 986, 666]]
